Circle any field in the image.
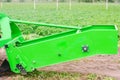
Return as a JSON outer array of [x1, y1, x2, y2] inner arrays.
[[0, 2, 120, 80], [1, 3, 120, 37]]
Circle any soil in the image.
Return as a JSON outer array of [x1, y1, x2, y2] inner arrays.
[[39, 55, 120, 80], [0, 48, 120, 80]]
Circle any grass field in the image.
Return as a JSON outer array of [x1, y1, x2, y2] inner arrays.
[[8, 70, 115, 80], [1, 3, 120, 26], [1, 3, 120, 35], [0, 3, 119, 80]]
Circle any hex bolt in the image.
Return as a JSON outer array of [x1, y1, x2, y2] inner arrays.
[[82, 45, 89, 52]]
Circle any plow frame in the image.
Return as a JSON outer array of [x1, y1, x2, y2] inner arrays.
[[0, 13, 118, 74]]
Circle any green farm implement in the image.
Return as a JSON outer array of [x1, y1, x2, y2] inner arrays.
[[0, 13, 118, 75]]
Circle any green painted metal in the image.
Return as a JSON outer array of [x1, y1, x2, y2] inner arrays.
[[0, 13, 118, 74]]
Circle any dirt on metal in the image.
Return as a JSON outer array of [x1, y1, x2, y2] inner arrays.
[[0, 48, 120, 80]]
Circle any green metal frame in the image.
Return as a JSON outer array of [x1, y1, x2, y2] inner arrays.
[[0, 13, 118, 74]]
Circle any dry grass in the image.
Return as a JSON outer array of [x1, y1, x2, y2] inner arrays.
[[6, 70, 115, 80]]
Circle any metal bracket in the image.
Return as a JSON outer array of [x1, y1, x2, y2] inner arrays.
[[16, 64, 27, 75]]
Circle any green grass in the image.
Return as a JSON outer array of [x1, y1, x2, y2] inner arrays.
[[1, 3, 120, 35], [10, 70, 115, 80], [1, 3, 120, 27]]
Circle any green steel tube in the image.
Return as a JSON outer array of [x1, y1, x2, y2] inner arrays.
[[10, 19, 81, 29]]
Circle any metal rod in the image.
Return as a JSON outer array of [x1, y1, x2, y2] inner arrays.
[[34, 0, 36, 9], [0, 0, 2, 8], [10, 19, 81, 29], [69, 0, 71, 10], [106, 0, 108, 10], [56, 0, 59, 10]]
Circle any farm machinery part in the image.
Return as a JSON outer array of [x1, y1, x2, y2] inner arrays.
[[0, 13, 118, 75]]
